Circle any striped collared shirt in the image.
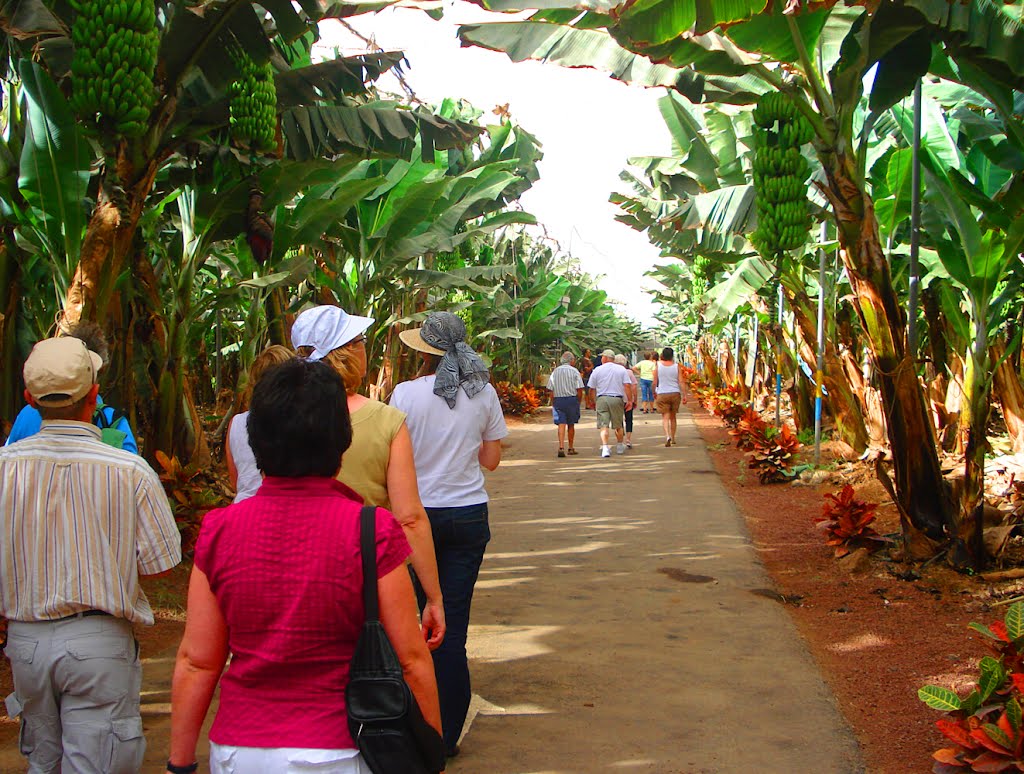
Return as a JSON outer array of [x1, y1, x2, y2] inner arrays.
[[0, 421, 181, 624], [547, 363, 586, 398]]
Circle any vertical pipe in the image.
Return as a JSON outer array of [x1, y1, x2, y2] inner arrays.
[[775, 281, 783, 428], [908, 79, 923, 356], [814, 222, 828, 465], [750, 314, 759, 389], [733, 314, 741, 384]]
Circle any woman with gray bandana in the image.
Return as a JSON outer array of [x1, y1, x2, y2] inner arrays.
[[390, 311, 508, 759]]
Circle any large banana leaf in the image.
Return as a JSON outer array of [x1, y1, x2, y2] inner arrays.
[[16, 61, 90, 275], [703, 253, 772, 321], [458, 21, 705, 97]]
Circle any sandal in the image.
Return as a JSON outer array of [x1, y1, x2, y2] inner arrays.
[[567, 448, 578, 455]]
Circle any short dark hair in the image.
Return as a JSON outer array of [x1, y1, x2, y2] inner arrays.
[[661, 347, 675, 361], [64, 321, 109, 367], [247, 359, 351, 478], [38, 394, 90, 421]]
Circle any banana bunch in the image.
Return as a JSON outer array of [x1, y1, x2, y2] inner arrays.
[[691, 255, 711, 300], [750, 91, 814, 256], [69, 0, 158, 138], [228, 49, 277, 153]]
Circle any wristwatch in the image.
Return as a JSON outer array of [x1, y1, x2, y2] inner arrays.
[[166, 761, 198, 774]]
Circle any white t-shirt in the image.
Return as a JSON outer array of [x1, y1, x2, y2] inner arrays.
[[228, 412, 262, 503], [588, 362, 632, 397], [390, 376, 508, 508]]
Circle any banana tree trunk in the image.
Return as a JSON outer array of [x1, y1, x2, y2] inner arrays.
[[698, 338, 720, 385], [265, 289, 288, 346], [818, 148, 951, 541], [922, 286, 950, 380], [992, 339, 1024, 453], [780, 274, 869, 453], [64, 155, 163, 325], [959, 314, 990, 570]]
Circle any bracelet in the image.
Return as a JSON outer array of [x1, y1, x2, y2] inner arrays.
[[166, 761, 198, 774]]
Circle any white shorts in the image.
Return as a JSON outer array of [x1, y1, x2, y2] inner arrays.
[[210, 743, 367, 773]]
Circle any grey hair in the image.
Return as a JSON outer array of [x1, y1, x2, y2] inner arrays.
[[560, 351, 575, 364], [614, 354, 627, 366]]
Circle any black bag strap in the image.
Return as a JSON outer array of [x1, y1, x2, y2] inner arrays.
[[359, 505, 380, 623]]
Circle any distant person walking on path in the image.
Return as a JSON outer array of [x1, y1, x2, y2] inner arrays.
[[392, 311, 507, 759], [588, 349, 635, 457], [5, 321, 139, 453], [1, 337, 181, 774], [654, 346, 686, 447], [292, 304, 445, 650], [547, 351, 585, 457], [633, 351, 657, 414], [615, 354, 638, 449], [225, 344, 293, 503], [167, 359, 440, 774], [579, 348, 596, 410]]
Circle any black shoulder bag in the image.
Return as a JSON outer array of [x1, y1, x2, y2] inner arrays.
[[346, 506, 447, 774]]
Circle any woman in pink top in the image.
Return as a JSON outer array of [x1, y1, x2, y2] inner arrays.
[[166, 359, 442, 774]]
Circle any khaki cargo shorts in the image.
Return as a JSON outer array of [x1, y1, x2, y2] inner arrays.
[[596, 395, 625, 429]]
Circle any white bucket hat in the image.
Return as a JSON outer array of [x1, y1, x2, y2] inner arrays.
[[291, 305, 374, 361]]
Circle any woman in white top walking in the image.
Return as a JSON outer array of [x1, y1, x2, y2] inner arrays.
[[653, 346, 685, 446], [225, 344, 293, 502], [390, 311, 508, 759]]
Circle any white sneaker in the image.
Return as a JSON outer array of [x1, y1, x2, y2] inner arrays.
[[616, 443, 625, 454], [601, 446, 611, 458]]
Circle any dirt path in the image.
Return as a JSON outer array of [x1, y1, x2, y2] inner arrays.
[[2, 408, 865, 773]]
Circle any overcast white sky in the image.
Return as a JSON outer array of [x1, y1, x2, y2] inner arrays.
[[318, 2, 673, 327]]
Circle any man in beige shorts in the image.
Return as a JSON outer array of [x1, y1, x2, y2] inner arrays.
[[587, 350, 635, 457]]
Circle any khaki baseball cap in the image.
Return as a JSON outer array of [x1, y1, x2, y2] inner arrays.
[[24, 337, 102, 408], [601, 349, 616, 358]]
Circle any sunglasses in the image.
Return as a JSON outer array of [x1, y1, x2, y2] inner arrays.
[[349, 335, 367, 346]]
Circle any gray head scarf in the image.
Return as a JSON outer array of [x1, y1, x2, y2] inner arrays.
[[421, 312, 490, 409]]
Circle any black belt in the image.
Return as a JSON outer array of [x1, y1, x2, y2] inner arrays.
[[52, 610, 110, 622]]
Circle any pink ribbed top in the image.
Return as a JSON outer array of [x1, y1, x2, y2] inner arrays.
[[194, 476, 410, 749]]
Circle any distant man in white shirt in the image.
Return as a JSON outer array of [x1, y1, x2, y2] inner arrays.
[[547, 352, 585, 457], [587, 349, 635, 457]]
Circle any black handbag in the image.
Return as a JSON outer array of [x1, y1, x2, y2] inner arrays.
[[346, 505, 447, 774]]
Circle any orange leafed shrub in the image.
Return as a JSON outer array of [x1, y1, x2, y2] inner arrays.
[[813, 485, 889, 558], [495, 381, 543, 416]]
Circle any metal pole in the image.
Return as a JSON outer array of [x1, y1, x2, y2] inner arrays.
[[814, 222, 828, 465], [775, 281, 783, 428], [733, 315, 741, 383], [908, 79, 923, 356]]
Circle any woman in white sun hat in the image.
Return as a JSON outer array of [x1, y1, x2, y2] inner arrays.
[[291, 304, 446, 651]]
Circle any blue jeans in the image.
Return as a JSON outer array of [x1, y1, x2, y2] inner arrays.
[[640, 379, 654, 403], [417, 503, 490, 753]]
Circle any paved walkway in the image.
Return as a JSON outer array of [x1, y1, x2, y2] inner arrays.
[[448, 408, 863, 773], [2, 407, 864, 773]]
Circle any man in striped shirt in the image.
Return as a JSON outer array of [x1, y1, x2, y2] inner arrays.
[[0, 337, 182, 773], [546, 352, 586, 457]]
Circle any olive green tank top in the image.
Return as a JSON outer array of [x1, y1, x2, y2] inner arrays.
[[336, 400, 406, 509]]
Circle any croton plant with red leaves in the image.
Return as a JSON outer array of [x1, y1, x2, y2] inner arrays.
[[920, 602, 1024, 771], [814, 484, 891, 558]]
